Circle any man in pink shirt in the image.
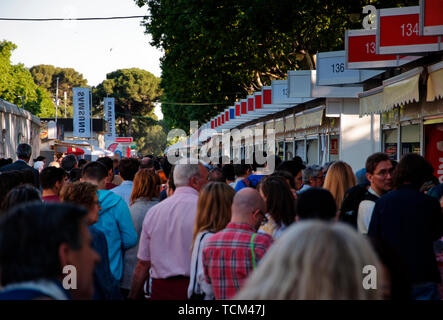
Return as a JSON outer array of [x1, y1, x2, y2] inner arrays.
[[129, 161, 208, 300]]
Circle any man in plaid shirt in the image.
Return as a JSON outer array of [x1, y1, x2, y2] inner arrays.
[[202, 188, 273, 300]]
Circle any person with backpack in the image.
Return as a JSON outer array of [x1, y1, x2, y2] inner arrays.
[[357, 153, 394, 234], [338, 153, 393, 232]]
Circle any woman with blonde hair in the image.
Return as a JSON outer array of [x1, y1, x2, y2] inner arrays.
[[187, 182, 235, 300], [236, 220, 384, 300], [323, 161, 356, 213], [120, 169, 161, 296]]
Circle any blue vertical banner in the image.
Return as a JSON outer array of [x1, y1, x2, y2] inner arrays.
[[104, 97, 116, 138], [73, 87, 91, 138]]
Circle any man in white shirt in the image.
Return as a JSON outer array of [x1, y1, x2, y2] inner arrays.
[[357, 153, 394, 234]]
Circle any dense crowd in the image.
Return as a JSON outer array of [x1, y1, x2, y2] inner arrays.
[[0, 143, 443, 300]]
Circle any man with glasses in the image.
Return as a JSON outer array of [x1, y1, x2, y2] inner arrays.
[[201, 188, 273, 300], [298, 165, 324, 194], [357, 152, 393, 234]]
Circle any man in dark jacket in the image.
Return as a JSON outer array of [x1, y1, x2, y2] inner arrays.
[[368, 153, 443, 300], [0, 143, 40, 188]]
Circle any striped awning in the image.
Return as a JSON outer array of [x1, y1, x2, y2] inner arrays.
[[295, 106, 324, 129], [427, 61, 443, 102], [359, 67, 422, 116]]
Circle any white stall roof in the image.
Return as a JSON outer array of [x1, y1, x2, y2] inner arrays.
[[316, 50, 385, 85], [288, 70, 363, 99]]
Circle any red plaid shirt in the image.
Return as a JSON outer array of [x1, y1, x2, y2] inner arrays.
[[202, 222, 273, 300]]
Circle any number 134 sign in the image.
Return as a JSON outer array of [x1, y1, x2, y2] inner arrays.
[[376, 6, 442, 55]]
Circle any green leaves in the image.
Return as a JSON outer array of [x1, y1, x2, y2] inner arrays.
[[94, 68, 165, 155], [29, 64, 88, 117], [136, 0, 417, 131], [0, 40, 53, 116]]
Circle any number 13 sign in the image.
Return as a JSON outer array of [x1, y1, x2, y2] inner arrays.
[[345, 29, 420, 69]]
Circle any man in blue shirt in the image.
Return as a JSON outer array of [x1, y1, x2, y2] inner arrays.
[[81, 161, 137, 282]]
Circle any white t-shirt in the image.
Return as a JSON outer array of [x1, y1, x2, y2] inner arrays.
[[357, 187, 380, 234]]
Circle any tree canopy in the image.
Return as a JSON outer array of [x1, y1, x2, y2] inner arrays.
[[94, 68, 165, 155], [0, 40, 53, 116], [29, 64, 88, 117], [135, 0, 418, 131]]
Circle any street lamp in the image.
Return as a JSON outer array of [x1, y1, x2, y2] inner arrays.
[[18, 95, 25, 110]]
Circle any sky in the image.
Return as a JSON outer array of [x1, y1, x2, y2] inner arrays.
[[0, 0, 164, 118]]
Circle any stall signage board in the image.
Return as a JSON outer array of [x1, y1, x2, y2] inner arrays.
[[377, 6, 442, 54], [317, 50, 384, 85], [272, 80, 305, 104], [345, 29, 421, 69], [420, 0, 443, 36], [115, 137, 133, 143]]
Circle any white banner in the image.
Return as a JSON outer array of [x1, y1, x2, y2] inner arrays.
[[73, 87, 90, 137], [104, 97, 116, 138]]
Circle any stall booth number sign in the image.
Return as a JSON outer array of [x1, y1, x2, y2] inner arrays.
[[420, 0, 443, 36], [377, 6, 442, 55]]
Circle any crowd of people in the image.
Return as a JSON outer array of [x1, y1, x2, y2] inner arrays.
[[0, 142, 443, 300]]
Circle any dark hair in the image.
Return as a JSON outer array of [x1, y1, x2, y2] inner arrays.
[[365, 152, 391, 174], [21, 169, 38, 187], [161, 157, 172, 179], [258, 176, 296, 227], [168, 166, 176, 192], [1, 184, 42, 212], [277, 160, 305, 177], [140, 157, 154, 169], [61, 155, 78, 172], [118, 158, 140, 181], [272, 170, 295, 189], [222, 164, 235, 181], [296, 188, 337, 221], [40, 167, 66, 190], [0, 203, 87, 286], [69, 168, 82, 183], [393, 153, 434, 189], [234, 163, 252, 177], [97, 157, 113, 172], [0, 171, 24, 206], [33, 156, 46, 162], [16, 143, 32, 159], [369, 238, 412, 300], [78, 159, 88, 168], [208, 167, 226, 183], [82, 161, 108, 182]]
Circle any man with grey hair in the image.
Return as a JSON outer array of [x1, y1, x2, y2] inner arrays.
[[0, 143, 40, 188], [129, 161, 208, 300], [298, 165, 324, 194]]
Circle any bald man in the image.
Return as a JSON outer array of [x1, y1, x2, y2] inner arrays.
[[201, 188, 273, 300]]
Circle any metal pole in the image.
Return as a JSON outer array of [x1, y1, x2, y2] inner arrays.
[[90, 88, 93, 139], [55, 77, 59, 122], [64, 91, 67, 118]]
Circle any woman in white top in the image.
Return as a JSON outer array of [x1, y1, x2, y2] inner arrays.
[[121, 169, 161, 296], [187, 182, 235, 300]]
